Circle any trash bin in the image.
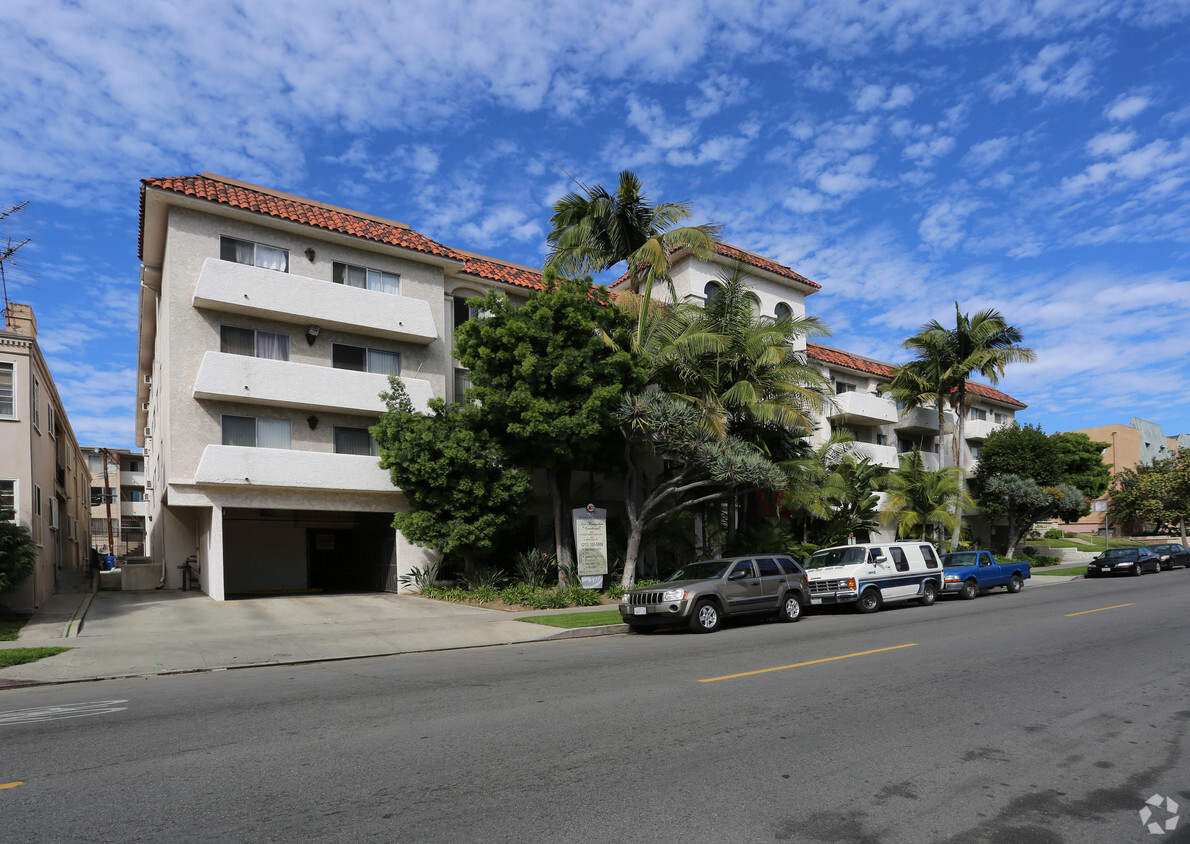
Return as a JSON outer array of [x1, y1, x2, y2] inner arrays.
[[103, 555, 116, 571]]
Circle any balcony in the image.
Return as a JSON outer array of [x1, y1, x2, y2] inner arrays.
[[192, 257, 437, 344], [894, 449, 942, 471], [120, 500, 147, 517], [893, 406, 941, 435], [827, 391, 898, 426], [964, 417, 1003, 441], [852, 442, 899, 468], [119, 471, 145, 487], [192, 352, 433, 414], [192, 445, 398, 494]]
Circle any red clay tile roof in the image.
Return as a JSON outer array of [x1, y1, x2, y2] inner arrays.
[[458, 255, 544, 291], [140, 174, 462, 262], [807, 343, 1027, 408], [610, 242, 821, 290]]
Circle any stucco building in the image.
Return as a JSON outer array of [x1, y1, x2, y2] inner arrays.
[[83, 447, 147, 558], [0, 303, 92, 611]]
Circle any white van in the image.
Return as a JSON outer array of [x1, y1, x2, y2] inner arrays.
[[804, 542, 943, 613]]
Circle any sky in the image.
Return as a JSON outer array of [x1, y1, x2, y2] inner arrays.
[[2, 0, 1189, 451]]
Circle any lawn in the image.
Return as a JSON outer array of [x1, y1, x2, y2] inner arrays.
[[1033, 566, 1087, 577], [0, 611, 30, 642], [0, 647, 72, 668], [517, 610, 624, 629]]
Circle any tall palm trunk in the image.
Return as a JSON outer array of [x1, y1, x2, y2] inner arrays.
[[950, 394, 966, 551]]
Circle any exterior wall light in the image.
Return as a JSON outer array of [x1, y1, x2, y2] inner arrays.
[[306, 325, 320, 345]]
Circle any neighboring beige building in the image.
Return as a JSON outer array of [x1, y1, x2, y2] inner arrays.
[[1064, 418, 1181, 535], [135, 174, 540, 600], [0, 303, 92, 612], [83, 447, 147, 558]]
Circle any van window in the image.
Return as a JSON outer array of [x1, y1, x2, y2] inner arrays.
[[920, 545, 939, 569], [756, 557, 781, 577], [807, 547, 867, 568], [890, 547, 909, 572]]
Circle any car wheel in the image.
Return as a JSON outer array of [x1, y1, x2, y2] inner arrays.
[[856, 587, 883, 614], [959, 579, 978, 600], [1132, 563, 1143, 576], [1007, 574, 1023, 593], [919, 582, 937, 606], [777, 592, 803, 623], [689, 600, 722, 633]]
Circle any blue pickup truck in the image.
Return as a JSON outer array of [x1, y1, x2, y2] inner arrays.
[[940, 551, 1030, 599]]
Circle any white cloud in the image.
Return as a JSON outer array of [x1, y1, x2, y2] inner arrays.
[[1105, 94, 1150, 121], [989, 42, 1096, 103], [918, 197, 984, 250], [853, 83, 915, 112], [963, 136, 1015, 170], [1086, 131, 1136, 157]]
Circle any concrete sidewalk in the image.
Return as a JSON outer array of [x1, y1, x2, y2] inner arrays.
[[2, 574, 1081, 686], [1, 590, 625, 685]]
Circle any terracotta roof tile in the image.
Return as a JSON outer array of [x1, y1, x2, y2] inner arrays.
[[458, 255, 544, 291], [610, 242, 821, 290], [807, 343, 1027, 408], [140, 174, 462, 262]]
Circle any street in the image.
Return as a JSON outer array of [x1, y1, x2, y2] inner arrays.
[[3, 574, 1190, 843]]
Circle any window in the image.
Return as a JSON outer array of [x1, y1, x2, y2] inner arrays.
[[970, 445, 981, 459], [126, 458, 144, 473], [333, 262, 400, 295], [994, 412, 1008, 424], [890, 547, 909, 572], [122, 489, 145, 503], [68, 514, 77, 541], [49, 497, 59, 530], [756, 557, 781, 577], [92, 518, 108, 535], [453, 368, 471, 404], [1091, 500, 1107, 512], [48, 404, 56, 436], [91, 487, 114, 506], [969, 407, 987, 421], [0, 362, 14, 418], [331, 344, 401, 376], [220, 236, 289, 272], [453, 294, 480, 331], [34, 485, 41, 516], [920, 545, 939, 569], [0, 480, 14, 517], [32, 376, 40, 429], [704, 282, 721, 305], [836, 381, 856, 394], [221, 415, 292, 449], [774, 302, 792, 320], [220, 325, 290, 361], [875, 433, 887, 446], [87, 452, 105, 473], [729, 560, 754, 579], [333, 426, 379, 457]]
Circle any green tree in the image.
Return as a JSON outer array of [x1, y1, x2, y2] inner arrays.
[[893, 303, 1036, 549], [880, 450, 974, 541], [0, 509, 36, 596], [545, 170, 721, 345], [1110, 453, 1190, 542], [979, 476, 1086, 557], [972, 423, 1062, 488], [1050, 432, 1111, 499], [617, 391, 785, 587], [371, 382, 534, 567], [453, 272, 645, 578]]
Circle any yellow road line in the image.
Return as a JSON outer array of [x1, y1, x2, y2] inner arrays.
[[1066, 603, 1134, 617], [700, 643, 918, 682], [1, 782, 23, 790]]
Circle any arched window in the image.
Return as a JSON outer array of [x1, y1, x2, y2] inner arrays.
[[774, 302, 792, 319], [746, 293, 761, 313], [704, 281, 721, 305]]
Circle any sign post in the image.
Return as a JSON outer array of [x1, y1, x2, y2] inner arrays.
[[572, 505, 608, 589]]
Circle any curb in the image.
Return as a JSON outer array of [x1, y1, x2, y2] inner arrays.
[[64, 592, 95, 639]]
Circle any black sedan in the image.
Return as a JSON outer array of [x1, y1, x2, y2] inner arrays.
[[1086, 546, 1162, 577], [1150, 543, 1190, 570]]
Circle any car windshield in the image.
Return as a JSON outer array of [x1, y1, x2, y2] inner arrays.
[[1150, 545, 1172, 554], [806, 547, 867, 568], [1101, 548, 1137, 560], [666, 561, 730, 582], [942, 552, 978, 567]]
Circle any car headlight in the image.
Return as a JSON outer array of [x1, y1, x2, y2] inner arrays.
[[620, 593, 630, 604], [944, 574, 960, 582], [662, 588, 687, 602], [1115, 562, 1135, 567]]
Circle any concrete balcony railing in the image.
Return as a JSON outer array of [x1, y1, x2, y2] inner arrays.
[[192, 352, 433, 414], [894, 449, 942, 471], [827, 391, 898, 426], [119, 471, 145, 487], [192, 257, 437, 344], [192, 445, 398, 494], [893, 406, 942, 435], [964, 417, 1004, 441], [852, 442, 899, 468], [120, 500, 147, 517]]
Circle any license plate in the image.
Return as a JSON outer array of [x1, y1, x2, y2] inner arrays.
[[810, 598, 823, 605], [633, 607, 646, 615]]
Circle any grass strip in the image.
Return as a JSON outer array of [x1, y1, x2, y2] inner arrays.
[[0, 612, 30, 642], [0, 647, 72, 668], [1033, 566, 1087, 577], [517, 610, 624, 629]]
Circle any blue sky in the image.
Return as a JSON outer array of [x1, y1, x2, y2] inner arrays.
[[2, 1, 1189, 450]]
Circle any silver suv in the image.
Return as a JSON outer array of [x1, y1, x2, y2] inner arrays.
[[619, 555, 809, 634]]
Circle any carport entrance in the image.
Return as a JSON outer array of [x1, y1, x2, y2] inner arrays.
[[307, 524, 396, 592]]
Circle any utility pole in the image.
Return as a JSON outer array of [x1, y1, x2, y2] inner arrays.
[[102, 448, 116, 557]]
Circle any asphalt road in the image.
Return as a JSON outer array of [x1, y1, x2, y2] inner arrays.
[[3, 573, 1190, 843]]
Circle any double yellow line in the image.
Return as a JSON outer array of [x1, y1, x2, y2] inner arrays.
[[701, 643, 918, 682]]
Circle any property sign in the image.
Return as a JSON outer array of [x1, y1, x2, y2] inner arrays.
[[572, 506, 608, 589]]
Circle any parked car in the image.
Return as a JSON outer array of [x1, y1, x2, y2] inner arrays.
[[939, 550, 1030, 598], [1086, 546, 1162, 577], [804, 542, 943, 613], [619, 555, 809, 634], [1149, 543, 1190, 570]]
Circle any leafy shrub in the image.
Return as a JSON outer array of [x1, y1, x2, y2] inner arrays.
[[461, 560, 505, 590], [604, 583, 626, 601], [523, 588, 568, 610], [470, 585, 500, 603], [499, 583, 536, 606], [1043, 529, 1065, 540], [438, 586, 469, 602], [513, 547, 555, 587], [0, 510, 36, 595], [562, 586, 601, 607], [397, 563, 439, 593]]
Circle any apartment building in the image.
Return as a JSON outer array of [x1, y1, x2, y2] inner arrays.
[[136, 174, 542, 600], [83, 447, 147, 558], [0, 303, 91, 612]]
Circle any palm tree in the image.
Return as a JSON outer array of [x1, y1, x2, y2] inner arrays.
[[892, 302, 1036, 549], [880, 449, 975, 541], [545, 170, 721, 345]]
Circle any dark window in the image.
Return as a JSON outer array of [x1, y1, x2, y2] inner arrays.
[[920, 545, 939, 569], [333, 426, 378, 457], [890, 547, 909, 572], [774, 302, 792, 319], [756, 557, 781, 577], [220, 325, 289, 360], [836, 381, 856, 394], [333, 261, 400, 295], [778, 557, 805, 575], [332, 344, 367, 372], [729, 560, 754, 579], [704, 282, 721, 305]]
